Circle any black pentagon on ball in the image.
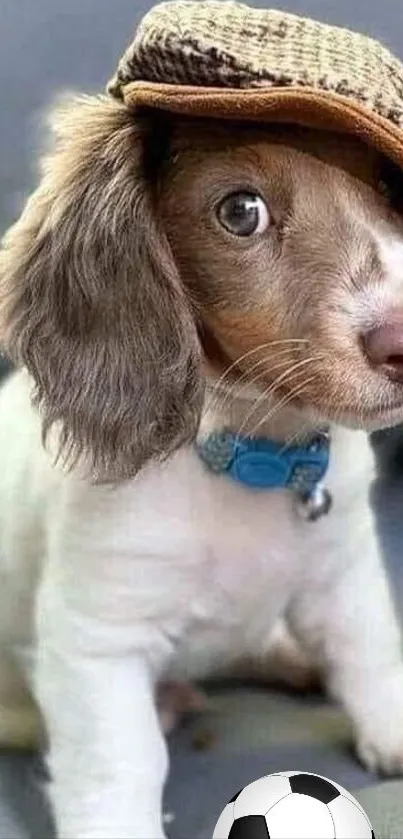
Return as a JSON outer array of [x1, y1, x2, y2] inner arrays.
[[289, 773, 340, 804], [228, 815, 270, 838]]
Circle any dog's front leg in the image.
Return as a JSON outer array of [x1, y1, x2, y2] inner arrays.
[[35, 585, 168, 838], [289, 506, 403, 775]]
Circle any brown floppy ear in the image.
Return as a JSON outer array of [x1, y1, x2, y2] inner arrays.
[[0, 96, 203, 481]]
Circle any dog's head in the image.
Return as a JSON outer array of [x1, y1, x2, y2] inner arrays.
[[2, 96, 403, 480]]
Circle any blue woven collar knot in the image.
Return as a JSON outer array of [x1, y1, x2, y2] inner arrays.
[[196, 430, 330, 494]]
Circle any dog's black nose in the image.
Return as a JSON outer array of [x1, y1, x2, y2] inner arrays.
[[364, 314, 403, 383]]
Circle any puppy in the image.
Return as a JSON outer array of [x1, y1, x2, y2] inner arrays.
[[1, 97, 403, 838]]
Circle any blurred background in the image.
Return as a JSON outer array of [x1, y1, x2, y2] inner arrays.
[[3, 0, 403, 237], [2, 2, 403, 838]]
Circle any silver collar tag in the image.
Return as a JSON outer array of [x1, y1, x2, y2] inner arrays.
[[295, 482, 333, 522]]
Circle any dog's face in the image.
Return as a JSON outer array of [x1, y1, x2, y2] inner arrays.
[[3, 97, 403, 480], [158, 120, 403, 432]]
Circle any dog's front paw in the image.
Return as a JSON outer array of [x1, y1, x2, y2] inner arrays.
[[354, 673, 403, 775], [357, 729, 403, 775]]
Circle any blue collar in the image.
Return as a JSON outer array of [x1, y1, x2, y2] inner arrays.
[[196, 430, 330, 494]]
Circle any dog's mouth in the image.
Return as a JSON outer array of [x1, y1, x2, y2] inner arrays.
[[203, 325, 403, 432], [246, 362, 403, 432], [328, 400, 403, 429], [284, 383, 403, 431], [318, 400, 403, 429]]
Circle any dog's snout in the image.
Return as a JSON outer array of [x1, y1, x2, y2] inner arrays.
[[364, 314, 403, 383]]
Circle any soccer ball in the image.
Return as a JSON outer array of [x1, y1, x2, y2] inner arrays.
[[213, 771, 374, 838]]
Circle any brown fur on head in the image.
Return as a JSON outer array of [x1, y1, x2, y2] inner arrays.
[[159, 119, 403, 436], [1, 96, 403, 481]]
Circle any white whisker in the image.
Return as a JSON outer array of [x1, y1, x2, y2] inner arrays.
[[248, 377, 317, 439], [278, 422, 320, 454], [206, 349, 302, 420], [204, 339, 308, 414], [235, 356, 324, 440]]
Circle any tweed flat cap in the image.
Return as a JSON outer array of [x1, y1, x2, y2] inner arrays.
[[108, 0, 403, 168]]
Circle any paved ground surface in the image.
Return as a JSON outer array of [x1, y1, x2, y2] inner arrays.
[[2, 1, 403, 837]]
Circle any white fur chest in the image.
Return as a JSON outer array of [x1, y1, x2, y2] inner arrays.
[[0, 373, 377, 686], [158, 428, 376, 679], [164, 455, 304, 678], [50, 444, 308, 679]]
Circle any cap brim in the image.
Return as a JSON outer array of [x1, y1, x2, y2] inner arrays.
[[123, 81, 403, 169]]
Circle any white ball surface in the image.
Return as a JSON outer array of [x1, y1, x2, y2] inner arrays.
[[234, 776, 290, 818], [267, 792, 334, 838], [212, 803, 235, 839], [328, 795, 373, 838]]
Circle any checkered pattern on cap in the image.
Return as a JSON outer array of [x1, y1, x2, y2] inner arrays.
[[108, 1, 403, 127]]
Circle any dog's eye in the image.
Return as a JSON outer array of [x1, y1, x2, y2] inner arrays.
[[217, 192, 270, 237]]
